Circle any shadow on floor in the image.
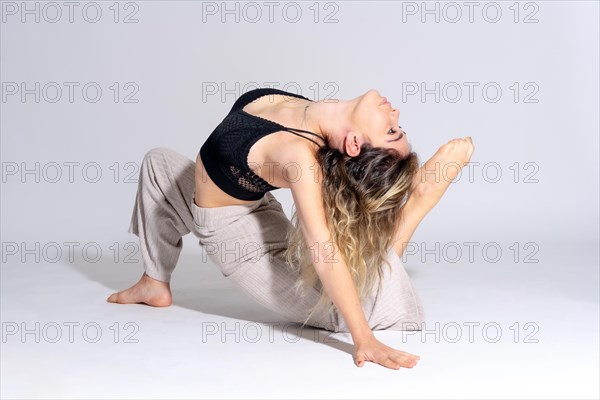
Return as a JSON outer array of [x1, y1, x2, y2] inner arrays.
[[67, 249, 356, 356]]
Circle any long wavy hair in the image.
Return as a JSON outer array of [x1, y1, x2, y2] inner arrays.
[[283, 137, 420, 328]]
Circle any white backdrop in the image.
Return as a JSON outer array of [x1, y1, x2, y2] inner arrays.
[[1, 1, 598, 248], [1, 1, 598, 399]]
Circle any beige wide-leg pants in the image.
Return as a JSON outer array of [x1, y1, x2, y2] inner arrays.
[[127, 147, 425, 333]]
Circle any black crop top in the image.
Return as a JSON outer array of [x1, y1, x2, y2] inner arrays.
[[199, 88, 325, 201]]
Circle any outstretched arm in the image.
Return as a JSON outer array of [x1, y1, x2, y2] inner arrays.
[[290, 147, 420, 370], [392, 136, 475, 258]]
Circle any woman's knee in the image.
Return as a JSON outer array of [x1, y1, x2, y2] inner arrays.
[[142, 147, 172, 166]]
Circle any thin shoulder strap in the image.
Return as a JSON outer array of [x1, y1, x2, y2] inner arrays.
[[231, 88, 325, 146], [283, 128, 324, 147]]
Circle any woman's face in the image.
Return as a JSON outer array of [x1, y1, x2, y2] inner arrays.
[[350, 89, 411, 157]]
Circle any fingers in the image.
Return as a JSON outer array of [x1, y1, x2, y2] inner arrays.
[[354, 354, 366, 368], [463, 136, 475, 164], [466, 141, 475, 161], [353, 338, 422, 370], [438, 137, 474, 165], [355, 352, 421, 370], [451, 136, 475, 165]]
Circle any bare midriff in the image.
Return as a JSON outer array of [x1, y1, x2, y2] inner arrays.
[[194, 153, 260, 208]]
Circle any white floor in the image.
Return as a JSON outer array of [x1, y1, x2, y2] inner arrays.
[[1, 238, 598, 399]]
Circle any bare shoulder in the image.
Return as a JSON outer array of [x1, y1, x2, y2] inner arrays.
[[273, 136, 318, 164]]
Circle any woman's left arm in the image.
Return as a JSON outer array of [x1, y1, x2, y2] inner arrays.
[[391, 196, 431, 258], [392, 136, 475, 257]]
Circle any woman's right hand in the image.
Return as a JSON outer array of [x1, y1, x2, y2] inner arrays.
[[410, 136, 475, 210], [353, 335, 421, 369]]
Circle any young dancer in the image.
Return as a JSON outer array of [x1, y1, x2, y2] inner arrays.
[[108, 87, 474, 370]]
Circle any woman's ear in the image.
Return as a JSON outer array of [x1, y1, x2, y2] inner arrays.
[[344, 131, 363, 157]]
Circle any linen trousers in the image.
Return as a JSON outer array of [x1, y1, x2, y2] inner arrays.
[[127, 147, 425, 333]]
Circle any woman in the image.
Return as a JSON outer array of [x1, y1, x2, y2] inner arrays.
[[107, 87, 474, 370]]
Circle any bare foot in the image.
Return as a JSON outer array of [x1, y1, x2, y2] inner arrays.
[[106, 272, 172, 307]]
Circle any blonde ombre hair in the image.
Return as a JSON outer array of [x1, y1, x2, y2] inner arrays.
[[284, 140, 420, 327]]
